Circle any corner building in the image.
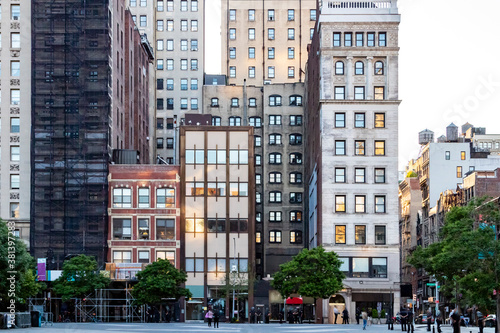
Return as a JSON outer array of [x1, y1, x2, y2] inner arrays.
[[305, 0, 401, 323]]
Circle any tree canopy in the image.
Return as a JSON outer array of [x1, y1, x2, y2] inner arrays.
[[52, 254, 111, 302], [408, 198, 500, 313], [272, 246, 345, 300], [0, 220, 44, 310], [131, 259, 192, 305]]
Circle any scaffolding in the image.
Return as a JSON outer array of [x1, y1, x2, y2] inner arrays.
[[31, 0, 111, 266]]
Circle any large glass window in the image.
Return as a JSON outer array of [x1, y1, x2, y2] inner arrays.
[[374, 113, 385, 128], [372, 258, 387, 277], [113, 218, 132, 239], [352, 258, 369, 277], [156, 188, 175, 208], [335, 113, 345, 128], [113, 188, 132, 208], [185, 218, 204, 233], [113, 251, 131, 263], [334, 87, 345, 100], [354, 86, 365, 100], [156, 219, 175, 240], [138, 251, 150, 263]]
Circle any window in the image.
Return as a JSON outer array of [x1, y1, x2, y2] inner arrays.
[[268, 9, 275, 21], [230, 98, 239, 107], [374, 113, 385, 128], [229, 149, 248, 164], [249, 117, 262, 127], [290, 115, 302, 126], [229, 9, 236, 20], [138, 251, 150, 263], [249, 98, 257, 107], [191, 98, 198, 110], [344, 32, 352, 46], [333, 33, 341, 47], [461, 151, 466, 160], [164, 78, 173, 90], [156, 219, 175, 240], [156, 59, 163, 70], [290, 231, 302, 244], [268, 47, 275, 59], [180, 59, 187, 70], [334, 113, 345, 128], [335, 140, 346, 155], [207, 149, 226, 164], [255, 155, 261, 166], [334, 87, 345, 100], [113, 218, 132, 239], [157, 0, 164, 11], [181, 0, 187, 11], [269, 95, 282, 106], [229, 183, 248, 196], [335, 61, 344, 75], [113, 188, 132, 208], [211, 116, 221, 126], [269, 115, 282, 125], [156, 20, 164, 31], [269, 211, 282, 222], [10, 118, 20, 133], [289, 172, 302, 184], [288, 67, 295, 78], [288, 47, 295, 59], [256, 174, 261, 185], [375, 226, 386, 245], [355, 168, 366, 183], [229, 116, 241, 126], [445, 151, 450, 160], [268, 66, 275, 78], [248, 28, 255, 40], [335, 195, 346, 212], [289, 134, 302, 145], [130, 0, 137, 6], [185, 258, 204, 272], [156, 188, 175, 208], [375, 196, 386, 213], [289, 153, 302, 165], [138, 218, 150, 239], [157, 40, 164, 51], [356, 32, 363, 46], [138, 188, 150, 208], [355, 113, 365, 128], [229, 47, 236, 59], [180, 98, 188, 109], [191, 39, 198, 51], [191, 0, 198, 11], [310, 28, 314, 40], [10, 61, 20, 77], [140, 15, 147, 27], [256, 232, 261, 243], [269, 231, 282, 243], [354, 86, 365, 100], [248, 47, 255, 59], [11, 146, 20, 161], [374, 87, 385, 100], [166, 98, 174, 110], [191, 78, 198, 90], [10, 203, 19, 218], [180, 78, 188, 90], [290, 192, 302, 203], [335, 226, 346, 244], [269, 153, 282, 164], [229, 28, 236, 40], [269, 191, 282, 203], [248, 66, 255, 78], [113, 251, 131, 263], [287, 9, 295, 21], [166, 39, 173, 50], [335, 168, 346, 183], [457, 166, 463, 178], [10, 90, 20, 105], [191, 59, 199, 71], [248, 9, 255, 21], [355, 195, 366, 213], [254, 136, 261, 147], [268, 28, 275, 40], [375, 168, 386, 183], [355, 225, 366, 244], [379, 32, 387, 47], [229, 66, 236, 78], [256, 192, 262, 203], [310, 9, 317, 20], [10, 175, 19, 189], [269, 133, 282, 145], [355, 61, 364, 75], [375, 141, 385, 155], [167, 0, 173, 11], [288, 29, 295, 40], [290, 211, 302, 222], [167, 20, 173, 31], [140, 0, 147, 6], [375, 61, 384, 75], [367, 32, 375, 47], [157, 79, 164, 90]]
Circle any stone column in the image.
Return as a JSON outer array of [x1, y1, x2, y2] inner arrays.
[[346, 56, 353, 100], [366, 56, 373, 99]]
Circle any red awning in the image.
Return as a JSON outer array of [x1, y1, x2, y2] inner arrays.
[[286, 297, 303, 305]]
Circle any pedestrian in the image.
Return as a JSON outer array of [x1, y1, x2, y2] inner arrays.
[[477, 310, 484, 333], [333, 306, 340, 324], [256, 308, 262, 324], [450, 308, 460, 333], [436, 307, 442, 333], [407, 311, 414, 333], [342, 308, 349, 324], [206, 309, 213, 327], [426, 308, 433, 331], [400, 309, 407, 331], [362, 310, 368, 330], [279, 310, 284, 324], [250, 307, 255, 324], [356, 307, 361, 325], [213, 309, 219, 328]]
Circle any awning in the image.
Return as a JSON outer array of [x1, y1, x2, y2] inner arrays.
[[286, 297, 303, 305]]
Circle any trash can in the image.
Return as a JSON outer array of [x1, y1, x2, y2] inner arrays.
[[31, 311, 41, 327]]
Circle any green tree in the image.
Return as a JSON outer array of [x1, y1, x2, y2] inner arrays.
[[52, 254, 111, 302], [0, 220, 45, 310], [272, 246, 345, 322], [131, 259, 192, 305], [408, 198, 500, 326]]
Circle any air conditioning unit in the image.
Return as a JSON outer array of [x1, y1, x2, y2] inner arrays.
[[231, 265, 237, 273], [13, 16, 19, 20], [264, 80, 271, 85]]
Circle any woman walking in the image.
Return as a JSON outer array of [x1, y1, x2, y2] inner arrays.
[[206, 309, 213, 327]]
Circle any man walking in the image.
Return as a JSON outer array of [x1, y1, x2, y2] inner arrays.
[[333, 306, 340, 324], [213, 309, 219, 328], [407, 310, 414, 333], [450, 308, 461, 333], [342, 308, 349, 324], [426, 308, 433, 331], [362, 310, 368, 330]]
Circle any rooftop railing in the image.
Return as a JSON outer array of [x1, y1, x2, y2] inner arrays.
[[321, 0, 398, 14], [325, 1, 393, 8]]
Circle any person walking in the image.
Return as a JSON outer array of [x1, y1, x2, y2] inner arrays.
[[362, 310, 368, 330], [426, 308, 433, 331], [400, 309, 407, 331], [436, 307, 442, 333], [407, 310, 414, 333], [450, 308, 461, 333], [213, 309, 219, 328], [477, 310, 484, 333], [256, 308, 262, 324], [342, 308, 349, 324], [333, 306, 340, 324], [356, 307, 361, 325], [206, 309, 213, 327]]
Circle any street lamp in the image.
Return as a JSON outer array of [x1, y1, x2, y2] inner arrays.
[[232, 237, 237, 321]]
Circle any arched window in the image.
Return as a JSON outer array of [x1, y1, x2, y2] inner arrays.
[[210, 97, 219, 107], [269, 172, 282, 184], [289, 210, 303, 222], [355, 61, 364, 75], [289, 95, 303, 106], [289, 134, 302, 145], [289, 172, 303, 184], [269, 95, 282, 106], [211, 116, 221, 126], [269, 133, 282, 145], [289, 153, 302, 165], [335, 61, 344, 75], [249, 116, 262, 127], [229, 116, 241, 126], [269, 153, 282, 164], [374, 61, 384, 75]]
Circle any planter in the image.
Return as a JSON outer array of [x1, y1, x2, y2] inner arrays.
[[372, 318, 379, 324], [380, 318, 387, 324]]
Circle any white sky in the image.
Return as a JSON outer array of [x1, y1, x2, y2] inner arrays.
[[204, 0, 500, 170]]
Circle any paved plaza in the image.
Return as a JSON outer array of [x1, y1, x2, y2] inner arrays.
[[17, 322, 493, 333]]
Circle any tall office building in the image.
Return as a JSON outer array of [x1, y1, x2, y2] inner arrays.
[[30, 0, 151, 266], [0, 1, 31, 246], [305, 0, 401, 322], [221, 0, 317, 85], [130, 0, 205, 164]]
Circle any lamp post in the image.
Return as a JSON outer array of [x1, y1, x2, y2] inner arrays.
[[232, 237, 237, 321]]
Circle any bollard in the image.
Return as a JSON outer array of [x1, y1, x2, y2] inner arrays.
[[432, 326, 435, 333]]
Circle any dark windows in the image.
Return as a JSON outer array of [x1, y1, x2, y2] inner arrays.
[[335, 168, 346, 183], [374, 113, 385, 128], [335, 225, 346, 244], [290, 211, 302, 222], [156, 219, 175, 240], [335, 113, 345, 128], [355, 225, 366, 244], [445, 151, 450, 160], [355, 61, 364, 75], [355, 113, 365, 128], [375, 196, 386, 213], [375, 168, 386, 183], [290, 231, 302, 244], [289, 134, 302, 145], [355, 168, 366, 183], [335, 140, 346, 155], [289, 192, 302, 203], [375, 226, 386, 245], [289, 95, 303, 106], [289, 153, 302, 165], [289, 172, 302, 184], [335, 61, 344, 75], [340, 257, 387, 278], [335, 195, 346, 212], [207, 219, 226, 233]]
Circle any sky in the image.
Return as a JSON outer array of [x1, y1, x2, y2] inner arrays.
[[204, 0, 500, 170]]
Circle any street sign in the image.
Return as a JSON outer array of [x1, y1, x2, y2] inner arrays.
[[413, 294, 416, 301], [426, 283, 435, 286]]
